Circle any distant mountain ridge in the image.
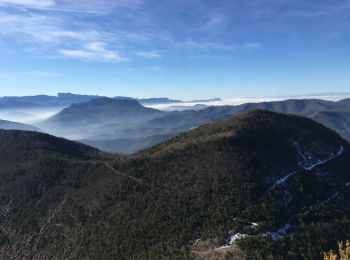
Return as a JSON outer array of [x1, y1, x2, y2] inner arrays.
[[0, 93, 99, 108], [0, 93, 222, 108], [143, 98, 350, 142], [2, 94, 350, 154], [35, 97, 350, 154]]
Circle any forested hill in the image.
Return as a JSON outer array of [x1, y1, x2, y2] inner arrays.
[[0, 110, 350, 259]]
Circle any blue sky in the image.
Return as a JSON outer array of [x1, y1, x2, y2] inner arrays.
[[0, 0, 349, 99]]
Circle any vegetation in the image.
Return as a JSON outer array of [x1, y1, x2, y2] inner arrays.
[[324, 241, 350, 260], [0, 110, 349, 259]]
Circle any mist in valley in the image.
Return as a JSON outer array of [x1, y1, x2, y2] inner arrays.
[[0, 107, 64, 125]]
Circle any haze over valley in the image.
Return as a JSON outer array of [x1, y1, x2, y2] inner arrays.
[[1, 92, 350, 154]]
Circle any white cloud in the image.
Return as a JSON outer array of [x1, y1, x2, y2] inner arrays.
[[0, 0, 55, 8], [0, 0, 260, 63], [135, 50, 162, 58], [0, 0, 144, 12], [0, 11, 127, 61], [0, 11, 103, 43], [0, 3, 161, 62], [59, 42, 126, 62], [146, 94, 350, 111]]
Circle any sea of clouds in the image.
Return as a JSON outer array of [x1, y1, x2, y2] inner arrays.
[[147, 94, 350, 111]]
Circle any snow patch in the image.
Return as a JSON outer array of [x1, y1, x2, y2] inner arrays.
[[215, 233, 248, 250], [326, 180, 350, 202], [191, 239, 201, 246], [271, 224, 292, 240], [304, 145, 344, 171], [328, 191, 340, 202], [276, 171, 298, 185], [273, 145, 344, 188]]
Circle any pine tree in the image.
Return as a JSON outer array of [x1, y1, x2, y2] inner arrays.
[[324, 241, 350, 260]]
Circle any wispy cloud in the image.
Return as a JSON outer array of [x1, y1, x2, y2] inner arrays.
[[0, 0, 163, 62], [1, 0, 345, 66], [283, 0, 350, 18], [53, 0, 143, 14], [0, 0, 144, 12], [59, 42, 126, 62], [0, 0, 264, 63], [135, 50, 162, 58], [0, 11, 106, 43], [0, 0, 55, 8], [0, 10, 129, 61]]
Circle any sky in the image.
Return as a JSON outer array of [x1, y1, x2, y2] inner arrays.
[[0, 0, 349, 99]]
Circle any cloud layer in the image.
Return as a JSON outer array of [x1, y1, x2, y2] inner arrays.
[[147, 94, 350, 111]]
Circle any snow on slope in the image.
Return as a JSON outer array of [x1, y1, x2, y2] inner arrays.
[[273, 143, 344, 188]]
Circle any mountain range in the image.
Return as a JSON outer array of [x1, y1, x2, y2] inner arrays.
[[1, 94, 350, 154], [0, 110, 349, 259], [0, 93, 221, 108], [35, 97, 350, 153]]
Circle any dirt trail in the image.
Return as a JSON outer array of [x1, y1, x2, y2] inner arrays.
[[102, 162, 143, 183]]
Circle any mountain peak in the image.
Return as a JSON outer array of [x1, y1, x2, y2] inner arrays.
[[39, 97, 165, 139], [86, 97, 142, 107]]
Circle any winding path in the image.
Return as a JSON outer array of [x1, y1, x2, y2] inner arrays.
[[58, 157, 143, 183], [102, 162, 143, 183]]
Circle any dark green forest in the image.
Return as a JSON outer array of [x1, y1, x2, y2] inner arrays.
[[1, 110, 350, 259]]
